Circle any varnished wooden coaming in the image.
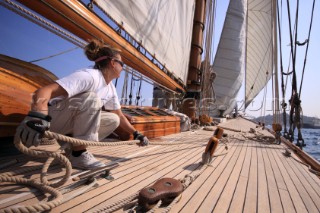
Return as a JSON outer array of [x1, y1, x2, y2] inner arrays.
[[0, 54, 57, 137]]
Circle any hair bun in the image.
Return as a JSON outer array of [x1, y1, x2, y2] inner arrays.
[[84, 39, 104, 61]]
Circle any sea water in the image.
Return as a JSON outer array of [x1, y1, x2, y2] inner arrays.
[[298, 128, 320, 162], [267, 127, 320, 162]]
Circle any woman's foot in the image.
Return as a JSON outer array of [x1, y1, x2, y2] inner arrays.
[[70, 151, 105, 169]]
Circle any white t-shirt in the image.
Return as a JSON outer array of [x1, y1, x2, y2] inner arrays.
[[52, 68, 121, 110]]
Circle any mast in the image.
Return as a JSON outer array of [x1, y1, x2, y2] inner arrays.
[[182, 0, 206, 119], [272, 0, 282, 144], [16, 0, 184, 93]]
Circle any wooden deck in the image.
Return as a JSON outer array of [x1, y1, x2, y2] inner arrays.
[[1, 118, 320, 212]]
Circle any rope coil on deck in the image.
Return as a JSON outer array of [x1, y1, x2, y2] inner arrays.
[[0, 129, 205, 213], [0, 175, 63, 213]]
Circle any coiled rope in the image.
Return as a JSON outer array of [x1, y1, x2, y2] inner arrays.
[[0, 129, 204, 213]]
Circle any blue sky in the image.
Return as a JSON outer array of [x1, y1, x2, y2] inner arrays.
[[0, 0, 319, 118]]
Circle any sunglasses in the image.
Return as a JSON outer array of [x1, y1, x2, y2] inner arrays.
[[113, 58, 124, 67]]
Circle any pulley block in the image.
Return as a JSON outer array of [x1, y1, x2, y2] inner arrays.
[[138, 178, 183, 210]]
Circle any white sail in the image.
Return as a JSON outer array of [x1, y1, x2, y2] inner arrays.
[[245, 0, 274, 107], [95, 0, 195, 85], [211, 0, 247, 116]]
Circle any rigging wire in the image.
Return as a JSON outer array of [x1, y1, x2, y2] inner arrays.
[[272, 0, 281, 132], [285, 0, 305, 147], [0, 0, 86, 48], [135, 75, 143, 106], [199, 0, 216, 116], [29, 47, 80, 63], [128, 70, 134, 105], [298, 0, 316, 98], [277, 0, 288, 136], [114, 78, 118, 88], [121, 70, 129, 105], [277, 0, 285, 101], [272, 61, 275, 123]]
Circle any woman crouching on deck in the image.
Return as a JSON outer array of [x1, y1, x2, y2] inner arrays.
[[16, 39, 149, 170]]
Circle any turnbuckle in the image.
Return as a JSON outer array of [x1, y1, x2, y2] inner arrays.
[[296, 138, 306, 149]]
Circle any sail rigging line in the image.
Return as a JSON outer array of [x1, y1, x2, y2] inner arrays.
[[272, 0, 282, 142], [128, 70, 143, 106], [119, 65, 179, 106], [272, 0, 282, 143], [121, 69, 129, 105], [286, 0, 305, 147], [282, 71, 293, 75], [286, 0, 298, 92], [284, 52, 293, 91], [1, 0, 86, 48], [298, 0, 316, 99], [272, 55, 275, 123], [28, 47, 80, 63], [247, 78, 268, 113], [285, 0, 296, 143], [135, 75, 143, 106], [114, 78, 118, 88], [247, 102, 263, 112], [277, 0, 288, 136], [128, 70, 135, 105], [199, 0, 216, 116], [247, 77, 268, 117]]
